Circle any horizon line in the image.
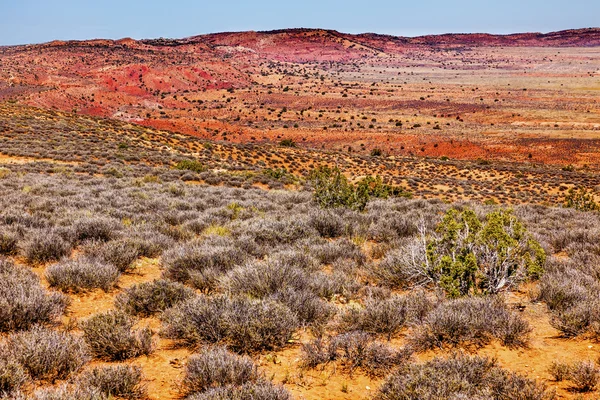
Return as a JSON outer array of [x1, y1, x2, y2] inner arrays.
[[2, 25, 599, 47]]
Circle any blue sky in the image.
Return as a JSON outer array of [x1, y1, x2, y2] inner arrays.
[[2, 0, 598, 45]]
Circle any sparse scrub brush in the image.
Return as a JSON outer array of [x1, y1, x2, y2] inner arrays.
[[221, 260, 310, 298], [183, 347, 260, 395], [46, 256, 120, 293], [0, 230, 18, 255], [115, 279, 195, 317], [337, 295, 410, 340], [270, 288, 336, 331], [376, 353, 553, 400], [83, 238, 141, 272], [186, 382, 292, 400], [308, 209, 346, 238], [73, 216, 121, 243], [301, 332, 410, 377], [30, 384, 106, 400], [0, 258, 68, 331], [81, 310, 154, 361], [77, 364, 147, 399], [162, 295, 298, 353], [161, 239, 245, 291], [548, 360, 571, 382], [0, 358, 27, 396], [23, 230, 72, 265], [410, 296, 530, 350], [5, 325, 90, 381], [570, 361, 599, 392]]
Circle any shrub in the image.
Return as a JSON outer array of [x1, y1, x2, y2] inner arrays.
[[23, 230, 72, 265], [269, 249, 319, 272], [128, 228, 174, 258], [570, 361, 599, 392], [221, 260, 310, 298], [46, 257, 120, 293], [81, 310, 154, 361], [83, 239, 141, 272], [77, 364, 146, 399], [410, 296, 530, 350], [308, 270, 361, 301], [301, 332, 410, 377], [115, 279, 195, 317], [537, 266, 600, 337], [162, 295, 298, 353], [279, 139, 296, 148], [0, 230, 18, 255], [378, 208, 546, 296], [0, 358, 27, 396], [30, 384, 106, 400], [183, 347, 259, 395], [337, 295, 410, 340], [308, 209, 346, 238], [241, 217, 316, 247], [367, 212, 417, 242], [73, 217, 120, 243], [310, 238, 366, 265], [6, 325, 90, 381], [564, 187, 599, 212], [308, 166, 368, 211], [187, 382, 292, 400], [376, 353, 553, 400], [548, 360, 571, 382], [271, 288, 335, 331], [161, 240, 245, 291], [175, 159, 206, 173], [0, 259, 68, 331], [356, 176, 410, 199]]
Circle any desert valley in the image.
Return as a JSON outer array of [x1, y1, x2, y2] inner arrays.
[[0, 26, 599, 400]]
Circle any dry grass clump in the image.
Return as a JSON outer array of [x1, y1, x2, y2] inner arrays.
[[0, 358, 28, 397], [29, 384, 106, 400], [83, 239, 141, 272]]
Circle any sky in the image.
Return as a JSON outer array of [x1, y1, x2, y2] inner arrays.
[[2, 0, 598, 45]]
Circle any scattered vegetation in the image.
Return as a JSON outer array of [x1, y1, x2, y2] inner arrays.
[[564, 187, 599, 211], [116, 279, 195, 316], [0, 259, 68, 331], [46, 257, 120, 293], [81, 310, 154, 361], [5, 325, 90, 382], [376, 353, 554, 400], [77, 364, 147, 399], [162, 295, 298, 353]]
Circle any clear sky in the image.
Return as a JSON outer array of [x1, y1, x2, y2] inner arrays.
[[2, 0, 598, 45]]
